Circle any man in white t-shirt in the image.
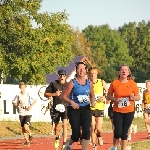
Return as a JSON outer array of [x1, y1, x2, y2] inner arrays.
[[12, 82, 37, 146]]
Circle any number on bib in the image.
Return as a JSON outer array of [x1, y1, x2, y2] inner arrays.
[[118, 97, 130, 108], [145, 104, 150, 109], [95, 94, 101, 101], [77, 95, 89, 103]]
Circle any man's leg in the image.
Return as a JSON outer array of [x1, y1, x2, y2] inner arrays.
[[54, 112, 61, 149], [23, 116, 33, 143], [143, 110, 150, 138], [96, 116, 103, 146]]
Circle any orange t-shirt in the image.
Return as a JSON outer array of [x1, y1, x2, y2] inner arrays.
[[108, 79, 139, 113]]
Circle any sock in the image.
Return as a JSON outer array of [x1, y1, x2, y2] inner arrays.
[[55, 136, 59, 140], [93, 143, 97, 147]]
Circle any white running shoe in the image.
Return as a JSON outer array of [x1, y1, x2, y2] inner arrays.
[[133, 125, 137, 134], [126, 145, 131, 150], [127, 134, 131, 141], [98, 137, 103, 146]]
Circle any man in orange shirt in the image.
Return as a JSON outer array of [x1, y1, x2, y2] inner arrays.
[[107, 64, 140, 150]]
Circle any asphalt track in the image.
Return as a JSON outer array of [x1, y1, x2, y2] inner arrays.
[[0, 132, 148, 150]]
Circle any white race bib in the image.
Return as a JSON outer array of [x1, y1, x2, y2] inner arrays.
[[145, 104, 150, 109], [95, 94, 101, 101], [55, 104, 65, 112], [77, 95, 89, 103], [118, 97, 130, 108]]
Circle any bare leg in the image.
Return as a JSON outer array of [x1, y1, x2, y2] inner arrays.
[[82, 139, 89, 150]]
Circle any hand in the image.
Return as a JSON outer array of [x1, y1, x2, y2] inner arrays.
[[130, 94, 134, 101], [113, 98, 122, 103], [26, 105, 32, 111], [91, 101, 96, 107], [99, 96, 105, 102], [140, 103, 144, 109], [55, 90, 62, 96], [70, 100, 79, 109]]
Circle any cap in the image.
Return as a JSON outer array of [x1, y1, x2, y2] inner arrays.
[[58, 69, 66, 75]]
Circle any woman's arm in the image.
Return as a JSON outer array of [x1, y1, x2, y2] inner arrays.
[[61, 80, 79, 109], [89, 81, 96, 106], [107, 93, 118, 102]]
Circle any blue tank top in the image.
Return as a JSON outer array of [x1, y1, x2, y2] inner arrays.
[[69, 79, 90, 106]]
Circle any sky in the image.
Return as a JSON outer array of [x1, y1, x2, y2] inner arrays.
[[40, 0, 150, 30]]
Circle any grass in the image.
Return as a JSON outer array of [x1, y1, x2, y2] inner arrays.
[[0, 117, 146, 137], [0, 117, 148, 150]]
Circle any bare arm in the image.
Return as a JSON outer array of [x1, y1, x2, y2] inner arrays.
[[61, 80, 79, 109], [107, 92, 118, 102], [102, 80, 108, 94], [60, 80, 73, 104], [12, 95, 19, 106], [89, 81, 95, 105]]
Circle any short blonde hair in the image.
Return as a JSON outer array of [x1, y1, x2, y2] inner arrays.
[[145, 80, 150, 83]]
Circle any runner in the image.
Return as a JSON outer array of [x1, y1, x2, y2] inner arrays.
[[88, 67, 108, 150], [44, 97, 55, 135], [61, 61, 96, 150], [44, 69, 68, 149], [107, 64, 140, 150], [142, 80, 150, 139], [12, 82, 37, 146]]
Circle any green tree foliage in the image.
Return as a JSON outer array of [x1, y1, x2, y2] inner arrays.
[[118, 20, 150, 82], [0, 0, 74, 84], [82, 25, 133, 82], [71, 29, 93, 59]]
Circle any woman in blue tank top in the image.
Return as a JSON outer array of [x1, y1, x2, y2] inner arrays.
[[61, 62, 96, 150]]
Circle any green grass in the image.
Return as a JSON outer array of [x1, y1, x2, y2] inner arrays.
[[0, 117, 146, 137], [0, 117, 149, 149]]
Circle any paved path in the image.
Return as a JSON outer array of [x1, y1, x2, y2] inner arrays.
[[0, 132, 149, 150]]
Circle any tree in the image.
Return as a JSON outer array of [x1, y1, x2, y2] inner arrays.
[[0, 0, 74, 84], [71, 28, 93, 60], [82, 25, 133, 82], [118, 20, 150, 82]]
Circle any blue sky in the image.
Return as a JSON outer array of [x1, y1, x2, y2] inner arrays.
[[40, 0, 150, 30]]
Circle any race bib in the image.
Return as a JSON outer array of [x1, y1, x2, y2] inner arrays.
[[118, 97, 130, 108], [77, 95, 89, 103], [55, 104, 65, 112], [145, 104, 150, 109], [95, 94, 101, 101]]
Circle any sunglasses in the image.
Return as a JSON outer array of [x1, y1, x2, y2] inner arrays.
[[59, 74, 66, 77]]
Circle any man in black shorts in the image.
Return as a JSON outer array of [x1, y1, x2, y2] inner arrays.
[[12, 82, 37, 146], [44, 69, 68, 149]]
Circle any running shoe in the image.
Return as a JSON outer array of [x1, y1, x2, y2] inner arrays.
[[126, 145, 131, 150], [29, 135, 33, 141], [98, 137, 103, 146], [92, 144, 98, 150], [54, 139, 59, 149], [49, 131, 54, 135], [109, 146, 117, 150], [127, 134, 131, 141], [133, 125, 137, 134], [61, 144, 65, 150], [24, 141, 30, 146], [64, 139, 72, 150]]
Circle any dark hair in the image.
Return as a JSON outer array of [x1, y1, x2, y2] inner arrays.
[[118, 64, 133, 80], [75, 62, 87, 77], [75, 61, 87, 71], [19, 81, 27, 88]]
